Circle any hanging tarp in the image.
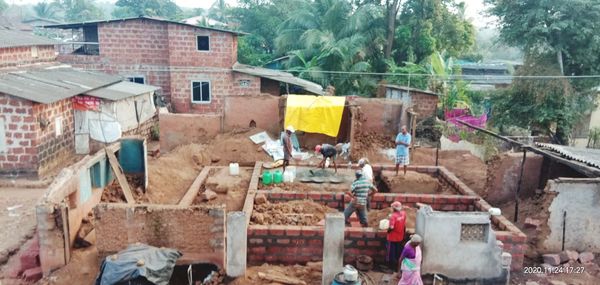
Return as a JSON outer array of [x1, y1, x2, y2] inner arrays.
[[284, 95, 346, 137]]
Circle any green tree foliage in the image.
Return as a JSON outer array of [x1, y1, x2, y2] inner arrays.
[[228, 0, 293, 66], [394, 0, 475, 64], [486, 0, 600, 80], [0, 0, 7, 14], [54, 0, 104, 22], [384, 60, 429, 90], [33, 1, 60, 19], [276, 0, 385, 95], [112, 0, 182, 20], [490, 54, 596, 144]]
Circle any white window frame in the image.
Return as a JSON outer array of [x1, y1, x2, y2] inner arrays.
[[126, 76, 146, 84], [196, 35, 210, 52], [191, 80, 211, 104]]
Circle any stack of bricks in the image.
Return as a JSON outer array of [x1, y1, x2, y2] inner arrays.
[[5, 236, 43, 282]]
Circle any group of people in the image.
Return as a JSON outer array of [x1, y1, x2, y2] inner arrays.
[[281, 125, 420, 283], [343, 164, 422, 285]]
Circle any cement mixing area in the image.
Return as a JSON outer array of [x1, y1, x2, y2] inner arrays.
[[3, 95, 600, 285]]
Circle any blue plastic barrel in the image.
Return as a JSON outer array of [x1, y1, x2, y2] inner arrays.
[[119, 139, 145, 174]]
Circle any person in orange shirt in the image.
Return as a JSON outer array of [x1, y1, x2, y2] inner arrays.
[[386, 201, 407, 269]]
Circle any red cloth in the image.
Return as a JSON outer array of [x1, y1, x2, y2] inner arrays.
[[72, 96, 100, 111], [387, 210, 406, 242]]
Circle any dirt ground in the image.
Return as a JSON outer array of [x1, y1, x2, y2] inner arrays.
[[37, 246, 99, 285], [368, 207, 417, 230], [0, 188, 45, 268], [229, 262, 323, 285], [251, 200, 338, 226], [380, 170, 450, 194], [194, 128, 271, 166], [193, 167, 252, 212], [146, 144, 204, 204]]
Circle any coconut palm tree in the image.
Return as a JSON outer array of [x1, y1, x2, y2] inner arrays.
[[276, 0, 385, 95], [33, 1, 59, 19]]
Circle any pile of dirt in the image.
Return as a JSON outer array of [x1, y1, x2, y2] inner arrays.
[[101, 176, 149, 203], [201, 128, 271, 166], [193, 168, 252, 212], [146, 144, 204, 204], [251, 200, 337, 226], [411, 148, 487, 195], [352, 131, 396, 163], [381, 171, 445, 194], [230, 262, 322, 285], [368, 207, 417, 230]]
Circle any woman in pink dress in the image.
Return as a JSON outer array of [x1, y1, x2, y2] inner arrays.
[[398, 234, 423, 285]]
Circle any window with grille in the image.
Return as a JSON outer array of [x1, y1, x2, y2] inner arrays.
[[127, 76, 145, 84], [460, 223, 488, 242]]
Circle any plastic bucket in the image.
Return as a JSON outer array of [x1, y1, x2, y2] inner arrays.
[[229, 163, 240, 176], [273, 170, 283, 184], [262, 171, 273, 185]]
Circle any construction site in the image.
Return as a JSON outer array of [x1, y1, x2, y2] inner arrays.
[[1, 11, 600, 285]]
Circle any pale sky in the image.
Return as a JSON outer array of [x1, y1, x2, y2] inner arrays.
[[6, 0, 490, 27]]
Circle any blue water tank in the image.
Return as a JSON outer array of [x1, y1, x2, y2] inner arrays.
[[119, 139, 145, 174]]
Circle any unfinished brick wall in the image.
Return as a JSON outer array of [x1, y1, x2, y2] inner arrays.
[[0, 94, 36, 173], [248, 225, 389, 265], [0, 45, 56, 68], [411, 93, 438, 119], [0, 95, 73, 176], [166, 22, 237, 68], [33, 99, 75, 176], [94, 204, 226, 267]]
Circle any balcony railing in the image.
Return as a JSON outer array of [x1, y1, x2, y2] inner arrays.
[[56, 42, 100, 56]]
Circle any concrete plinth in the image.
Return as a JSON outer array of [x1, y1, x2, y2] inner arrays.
[[226, 211, 247, 277], [322, 213, 344, 285]]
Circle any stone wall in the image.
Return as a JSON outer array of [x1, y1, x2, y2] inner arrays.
[[0, 45, 56, 68], [33, 99, 75, 176], [93, 203, 226, 267], [0, 95, 74, 176]]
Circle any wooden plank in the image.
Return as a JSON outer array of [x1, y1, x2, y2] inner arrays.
[[178, 167, 212, 206], [106, 148, 135, 204]]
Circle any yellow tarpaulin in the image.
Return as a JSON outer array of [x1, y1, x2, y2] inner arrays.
[[284, 95, 346, 137]]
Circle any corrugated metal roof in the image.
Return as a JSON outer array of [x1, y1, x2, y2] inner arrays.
[[232, 62, 325, 95], [536, 143, 600, 169], [0, 67, 122, 104], [42, 16, 247, 35], [0, 29, 58, 48], [85, 81, 160, 100], [381, 84, 439, 96]]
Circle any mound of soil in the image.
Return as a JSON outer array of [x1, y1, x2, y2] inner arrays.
[[146, 144, 204, 204], [193, 168, 252, 212], [411, 148, 487, 195], [202, 128, 271, 166], [101, 175, 149, 203], [230, 262, 322, 285], [381, 171, 443, 194], [251, 200, 338, 226], [368, 207, 417, 230]]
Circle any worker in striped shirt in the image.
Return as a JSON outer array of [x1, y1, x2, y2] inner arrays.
[[343, 170, 378, 227]]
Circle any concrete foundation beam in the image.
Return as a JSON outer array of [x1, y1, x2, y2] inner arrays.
[[322, 213, 344, 285], [226, 211, 247, 277]]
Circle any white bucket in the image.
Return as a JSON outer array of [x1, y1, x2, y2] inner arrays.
[[287, 166, 297, 177], [283, 171, 294, 183], [343, 265, 358, 282], [229, 163, 240, 176], [488, 207, 501, 216], [379, 219, 390, 230]]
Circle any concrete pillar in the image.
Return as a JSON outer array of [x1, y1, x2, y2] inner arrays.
[[501, 252, 512, 285], [322, 213, 344, 285], [226, 211, 247, 277]]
